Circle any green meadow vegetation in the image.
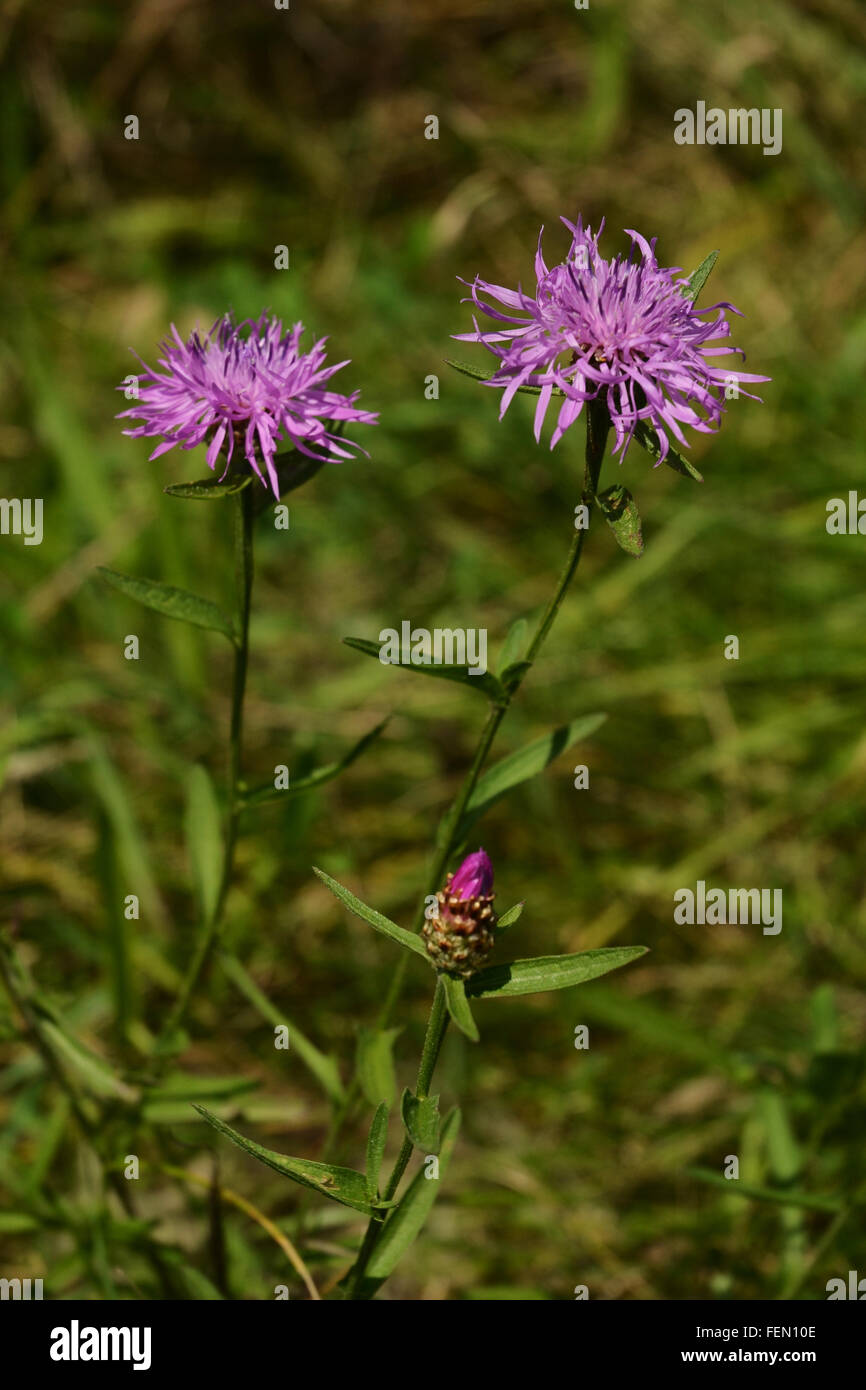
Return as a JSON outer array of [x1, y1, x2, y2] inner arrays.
[[1, 0, 865, 1299]]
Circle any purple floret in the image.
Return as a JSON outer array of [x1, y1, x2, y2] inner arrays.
[[455, 216, 769, 463], [118, 312, 378, 497], [450, 848, 495, 901]]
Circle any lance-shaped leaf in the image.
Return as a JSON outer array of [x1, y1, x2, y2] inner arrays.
[[686, 1167, 840, 1214], [496, 617, 528, 677], [142, 1073, 258, 1124], [632, 419, 703, 483], [683, 250, 719, 305], [97, 568, 237, 644], [184, 765, 224, 927], [164, 475, 252, 500], [193, 1105, 377, 1215], [401, 1088, 441, 1154], [496, 901, 524, 932], [312, 868, 430, 962], [445, 359, 564, 399], [455, 713, 607, 839], [364, 1108, 461, 1282], [597, 484, 644, 558], [242, 718, 389, 808], [344, 636, 504, 703], [366, 1102, 390, 1200], [219, 950, 345, 1105], [40, 1020, 139, 1103], [467, 946, 648, 999], [356, 1026, 401, 1107], [442, 973, 479, 1042]]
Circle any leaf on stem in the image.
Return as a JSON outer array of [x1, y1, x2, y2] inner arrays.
[[467, 946, 648, 999], [242, 718, 389, 808], [456, 713, 607, 838], [401, 1088, 441, 1155], [193, 1105, 377, 1215], [356, 1026, 401, 1107], [366, 1102, 390, 1200], [683, 250, 719, 304], [363, 1107, 461, 1282], [496, 617, 528, 677], [96, 569, 238, 644], [164, 476, 252, 500], [496, 901, 524, 931], [442, 973, 480, 1042], [445, 359, 565, 398], [596, 484, 644, 557], [218, 950, 346, 1105], [312, 868, 430, 962], [632, 420, 703, 483], [184, 766, 224, 928], [343, 637, 504, 703]]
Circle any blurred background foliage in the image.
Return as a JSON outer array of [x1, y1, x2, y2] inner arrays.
[[1, 0, 865, 1300]]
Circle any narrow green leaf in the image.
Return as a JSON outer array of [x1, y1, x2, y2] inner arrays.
[[242, 719, 389, 808], [40, 1021, 139, 1103], [97, 568, 237, 643], [366, 1102, 390, 1199], [164, 476, 252, 500], [496, 617, 528, 678], [442, 973, 480, 1042], [145, 1073, 258, 1105], [193, 1105, 376, 1215], [356, 1026, 401, 1107], [683, 250, 719, 304], [498, 658, 534, 695], [401, 1088, 441, 1154], [468, 946, 648, 999], [218, 950, 346, 1105], [497, 901, 524, 931], [184, 766, 224, 927], [445, 358, 494, 384], [597, 484, 644, 558], [686, 1167, 840, 1214], [445, 359, 563, 399], [459, 713, 607, 835], [365, 1108, 461, 1280], [343, 636, 504, 703], [312, 868, 430, 961], [632, 420, 703, 482]]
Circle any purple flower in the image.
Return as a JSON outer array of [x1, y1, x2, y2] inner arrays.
[[455, 217, 769, 463], [118, 313, 378, 497], [423, 848, 497, 977], [450, 848, 494, 902]]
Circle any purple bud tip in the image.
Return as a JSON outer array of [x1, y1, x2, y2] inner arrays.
[[450, 848, 494, 901]]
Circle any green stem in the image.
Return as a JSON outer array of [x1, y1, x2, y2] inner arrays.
[[345, 401, 610, 1293], [348, 978, 449, 1298], [156, 486, 255, 1056]]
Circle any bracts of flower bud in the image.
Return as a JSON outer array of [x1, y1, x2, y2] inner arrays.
[[422, 848, 497, 980]]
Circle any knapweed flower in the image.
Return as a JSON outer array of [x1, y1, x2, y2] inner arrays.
[[118, 313, 377, 497], [455, 216, 769, 463], [423, 848, 497, 979]]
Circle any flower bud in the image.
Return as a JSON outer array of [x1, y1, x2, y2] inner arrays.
[[422, 848, 497, 979]]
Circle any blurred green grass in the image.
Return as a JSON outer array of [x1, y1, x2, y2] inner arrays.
[[1, 0, 865, 1299]]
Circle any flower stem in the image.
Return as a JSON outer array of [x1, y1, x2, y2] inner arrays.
[[348, 976, 449, 1298], [156, 486, 255, 1057], [376, 395, 610, 1032], [343, 402, 610, 1294]]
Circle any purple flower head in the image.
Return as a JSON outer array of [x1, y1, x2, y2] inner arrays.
[[449, 848, 494, 902], [455, 217, 769, 463], [118, 313, 378, 498]]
